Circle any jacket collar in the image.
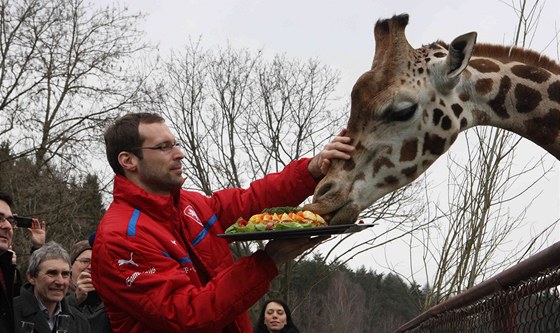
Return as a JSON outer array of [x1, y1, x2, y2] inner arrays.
[[19, 283, 74, 319], [0, 251, 13, 266], [113, 174, 182, 223]]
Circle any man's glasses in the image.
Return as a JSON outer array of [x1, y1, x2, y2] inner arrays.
[[130, 142, 182, 152], [75, 258, 92, 266], [0, 216, 15, 226]]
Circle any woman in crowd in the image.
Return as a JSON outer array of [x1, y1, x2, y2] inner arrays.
[[253, 299, 300, 333]]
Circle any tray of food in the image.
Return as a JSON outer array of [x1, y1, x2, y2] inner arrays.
[[217, 207, 376, 241]]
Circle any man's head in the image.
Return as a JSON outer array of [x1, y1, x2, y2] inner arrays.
[[104, 112, 165, 176], [27, 241, 71, 311], [69, 240, 92, 291], [104, 112, 185, 194], [0, 192, 14, 254]]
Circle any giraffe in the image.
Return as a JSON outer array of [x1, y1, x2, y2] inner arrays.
[[305, 13, 560, 225]]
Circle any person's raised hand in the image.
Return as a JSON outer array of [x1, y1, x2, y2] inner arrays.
[[75, 271, 96, 304], [28, 218, 46, 249], [308, 129, 354, 179]]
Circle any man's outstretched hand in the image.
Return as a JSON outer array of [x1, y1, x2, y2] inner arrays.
[[264, 236, 329, 266]]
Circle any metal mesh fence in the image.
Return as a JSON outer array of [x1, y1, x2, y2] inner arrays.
[[403, 266, 560, 333]]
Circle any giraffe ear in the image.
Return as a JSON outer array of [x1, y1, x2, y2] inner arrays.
[[445, 32, 477, 78]]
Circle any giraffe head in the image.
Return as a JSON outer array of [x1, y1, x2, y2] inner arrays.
[[306, 14, 478, 225]]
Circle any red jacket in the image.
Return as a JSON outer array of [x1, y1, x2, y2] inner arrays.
[[91, 158, 317, 333]]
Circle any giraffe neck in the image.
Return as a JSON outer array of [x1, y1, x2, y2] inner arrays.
[[458, 47, 560, 159]]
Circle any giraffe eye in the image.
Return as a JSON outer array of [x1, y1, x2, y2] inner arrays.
[[388, 104, 418, 122]]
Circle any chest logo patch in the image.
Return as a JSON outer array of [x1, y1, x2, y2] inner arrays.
[[183, 205, 203, 227], [118, 252, 139, 267]]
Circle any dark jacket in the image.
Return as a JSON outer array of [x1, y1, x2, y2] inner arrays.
[[14, 284, 91, 333], [0, 251, 15, 333], [66, 291, 113, 332]]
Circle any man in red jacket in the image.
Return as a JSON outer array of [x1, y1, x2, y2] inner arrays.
[[91, 112, 353, 333]]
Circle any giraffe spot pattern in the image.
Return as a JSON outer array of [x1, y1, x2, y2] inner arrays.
[[523, 108, 560, 147], [433, 108, 443, 125], [459, 92, 471, 102], [383, 176, 399, 185], [549, 81, 560, 104], [355, 141, 366, 151], [511, 64, 551, 83], [472, 109, 491, 124], [422, 133, 446, 155], [418, 68, 424, 74], [373, 157, 395, 175], [470, 59, 500, 73], [343, 158, 356, 171], [451, 104, 464, 118], [514, 84, 542, 113], [488, 76, 512, 119], [441, 116, 452, 130], [475, 78, 493, 95], [400, 138, 418, 162], [402, 165, 418, 178], [450, 133, 458, 145], [460, 118, 468, 129], [422, 160, 435, 168], [355, 172, 366, 181]]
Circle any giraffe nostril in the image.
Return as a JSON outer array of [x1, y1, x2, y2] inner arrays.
[[315, 182, 333, 199]]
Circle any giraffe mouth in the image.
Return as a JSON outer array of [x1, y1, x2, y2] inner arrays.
[[304, 201, 361, 226], [305, 177, 363, 225]]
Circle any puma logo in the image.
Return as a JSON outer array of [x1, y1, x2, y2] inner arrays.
[[118, 252, 139, 267]]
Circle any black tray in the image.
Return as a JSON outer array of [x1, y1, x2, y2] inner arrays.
[[217, 223, 376, 241]]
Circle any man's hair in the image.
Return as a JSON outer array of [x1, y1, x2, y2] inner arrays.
[[104, 112, 165, 175], [0, 192, 14, 208], [27, 241, 71, 277]]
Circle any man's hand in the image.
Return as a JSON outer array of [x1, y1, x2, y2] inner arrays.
[[28, 218, 46, 249], [75, 271, 96, 305], [264, 236, 329, 266], [308, 129, 354, 179]]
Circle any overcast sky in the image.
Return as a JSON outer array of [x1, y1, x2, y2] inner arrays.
[[104, 0, 560, 280], [119, 0, 559, 96]]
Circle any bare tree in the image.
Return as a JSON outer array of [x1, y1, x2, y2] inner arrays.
[[0, 0, 151, 170], [291, 271, 366, 333], [324, 272, 366, 333], [160, 44, 344, 192]]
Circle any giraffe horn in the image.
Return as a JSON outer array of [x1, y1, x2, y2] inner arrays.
[[372, 13, 413, 70]]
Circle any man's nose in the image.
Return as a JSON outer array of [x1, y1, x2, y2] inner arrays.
[[173, 148, 185, 160]]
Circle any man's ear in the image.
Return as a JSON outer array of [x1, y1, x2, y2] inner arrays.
[[27, 272, 35, 285], [118, 151, 138, 172]]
